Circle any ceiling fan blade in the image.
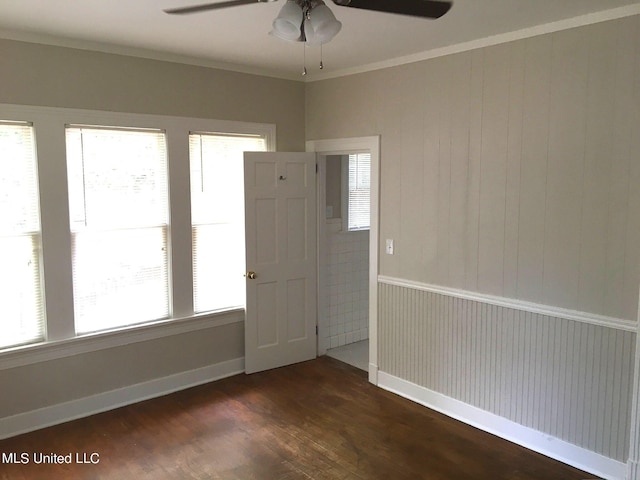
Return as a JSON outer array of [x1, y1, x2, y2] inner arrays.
[[331, 0, 452, 19], [164, 0, 273, 15]]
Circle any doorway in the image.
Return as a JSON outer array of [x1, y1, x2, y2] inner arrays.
[[306, 136, 380, 385], [322, 153, 370, 371]]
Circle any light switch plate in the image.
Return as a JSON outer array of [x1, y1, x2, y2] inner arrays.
[[385, 239, 394, 255]]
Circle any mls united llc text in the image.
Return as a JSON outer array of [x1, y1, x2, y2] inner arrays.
[[2, 452, 100, 465]]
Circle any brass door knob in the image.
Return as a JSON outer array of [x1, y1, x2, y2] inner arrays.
[[245, 271, 257, 280]]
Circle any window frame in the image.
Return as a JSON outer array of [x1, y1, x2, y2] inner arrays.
[[0, 103, 275, 367]]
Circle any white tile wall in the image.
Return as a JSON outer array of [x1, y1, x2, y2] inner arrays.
[[325, 221, 369, 349]]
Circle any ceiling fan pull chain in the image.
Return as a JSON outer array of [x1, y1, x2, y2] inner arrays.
[[320, 44, 324, 70], [302, 43, 308, 76]]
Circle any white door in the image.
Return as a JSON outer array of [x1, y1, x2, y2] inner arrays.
[[244, 152, 317, 374]]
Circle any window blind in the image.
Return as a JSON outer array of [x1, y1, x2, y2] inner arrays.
[[66, 126, 169, 333], [0, 122, 45, 348], [348, 153, 371, 231], [189, 132, 266, 313]]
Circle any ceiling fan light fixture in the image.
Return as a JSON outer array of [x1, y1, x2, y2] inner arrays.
[[165, 0, 452, 74], [271, 0, 304, 41], [302, 17, 317, 44], [306, 4, 342, 44]]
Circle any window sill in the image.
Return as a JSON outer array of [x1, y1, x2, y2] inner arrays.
[[0, 309, 245, 370]]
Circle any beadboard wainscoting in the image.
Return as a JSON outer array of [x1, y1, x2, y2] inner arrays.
[[377, 277, 637, 480]]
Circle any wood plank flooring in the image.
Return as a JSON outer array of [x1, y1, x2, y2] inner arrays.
[[0, 356, 597, 479]]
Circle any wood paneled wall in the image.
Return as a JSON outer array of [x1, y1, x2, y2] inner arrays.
[[307, 15, 640, 321]]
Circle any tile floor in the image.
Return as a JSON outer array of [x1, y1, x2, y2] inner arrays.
[[326, 339, 369, 372]]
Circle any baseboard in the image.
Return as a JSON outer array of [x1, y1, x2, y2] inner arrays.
[[377, 371, 626, 480], [0, 357, 245, 440]]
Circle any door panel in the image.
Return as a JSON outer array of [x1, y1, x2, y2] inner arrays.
[[244, 152, 317, 374], [285, 161, 307, 186], [286, 278, 307, 340], [254, 162, 277, 187], [255, 199, 278, 263], [286, 198, 307, 260], [256, 281, 278, 347]]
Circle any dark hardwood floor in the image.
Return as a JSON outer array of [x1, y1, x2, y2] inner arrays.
[[1, 356, 596, 479]]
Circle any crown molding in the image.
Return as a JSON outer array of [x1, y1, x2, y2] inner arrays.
[[1, 4, 638, 84], [306, 4, 640, 82], [0, 28, 304, 82]]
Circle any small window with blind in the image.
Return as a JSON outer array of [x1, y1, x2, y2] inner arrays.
[[343, 153, 371, 231], [189, 132, 266, 313], [66, 126, 170, 334], [0, 121, 45, 348]]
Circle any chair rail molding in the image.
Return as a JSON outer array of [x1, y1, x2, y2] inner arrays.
[[378, 275, 637, 332]]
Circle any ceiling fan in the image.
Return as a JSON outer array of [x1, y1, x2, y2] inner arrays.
[[164, 0, 453, 19], [164, 0, 452, 73]]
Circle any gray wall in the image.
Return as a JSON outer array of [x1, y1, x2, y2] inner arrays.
[[0, 39, 305, 151], [0, 322, 244, 417], [0, 38, 305, 418], [307, 16, 640, 321], [307, 15, 640, 463]]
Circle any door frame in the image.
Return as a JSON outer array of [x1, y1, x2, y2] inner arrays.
[[306, 136, 380, 385]]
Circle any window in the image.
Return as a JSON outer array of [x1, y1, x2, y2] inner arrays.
[[0, 103, 277, 358], [66, 126, 169, 334], [189, 132, 266, 313], [344, 153, 371, 231], [0, 121, 45, 348]]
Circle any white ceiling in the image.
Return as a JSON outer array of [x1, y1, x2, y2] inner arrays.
[[0, 0, 639, 81]]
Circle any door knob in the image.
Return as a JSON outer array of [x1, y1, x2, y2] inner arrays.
[[245, 271, 257, 280]]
